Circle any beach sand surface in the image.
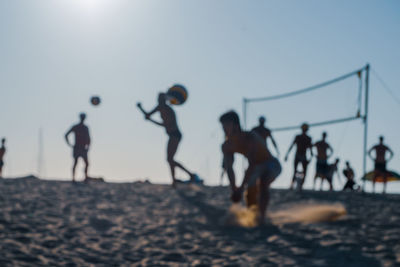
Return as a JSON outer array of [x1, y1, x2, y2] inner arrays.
[[0, 176, 399, 266]]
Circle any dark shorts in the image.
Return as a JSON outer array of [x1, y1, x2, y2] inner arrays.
[[374, 162, 386, 173], [0, 160, 3, 168], [295, 154, 308, 164], [316, 160, 328, 175], [73, 146, 88, 160], [248, 157, 282, 186], [168, 130, 182, 140]]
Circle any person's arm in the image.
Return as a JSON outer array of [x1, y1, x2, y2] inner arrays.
[[328, 145, 333, 158], [285, 139, 296, 161], [86, 128, 91, 149], [368, 146, 375, 160], [222, 144, 236, 191], [388, 147, 394, 161], [137, 103, 165, 127], [65, 128, 73, 147], [270, 133, 280, 157], [239, 164, 256, 191]]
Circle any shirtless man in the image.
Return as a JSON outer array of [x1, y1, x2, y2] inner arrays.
[[0, 138, 6, 178], [368, 136, 394, 193], [285, 123, 313, 190], [137, 93, 196, 187], [312, 132, 333, 190], [251, 116, 280, 156], [65, 113, 91, 182], [220, 111, 281, 224]]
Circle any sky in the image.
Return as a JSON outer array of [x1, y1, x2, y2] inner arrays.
[[1, 0, 399, 193]]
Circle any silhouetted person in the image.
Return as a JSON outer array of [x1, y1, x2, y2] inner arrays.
[[220, 110, 281, 224], [137, 93, 196, 187], [251, 116, 280, 156], [0, 138, 6, 178], [285, 123, 313, 190], [343, 161, 356, 191], [322, 158, 340, 191], [368, 136, 394, 193], [312, 132, 333, 190], [65, 113, 91, 182]]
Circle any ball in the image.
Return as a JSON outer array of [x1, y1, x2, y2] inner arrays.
[[167, 84, 188, 105], [90, 96, 101, 106]]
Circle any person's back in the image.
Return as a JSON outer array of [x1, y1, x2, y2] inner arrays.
[[223, 131, 272, 165], [70, 123, 90, 148], [315, 140, 330, 160], [252, 125, 270, 142], [373, 144, 390, 163], [295, 134, 312, 156]]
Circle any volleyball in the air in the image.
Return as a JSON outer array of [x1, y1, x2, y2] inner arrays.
[[90, 96, 101, 106], [167, 84, 188, 105]]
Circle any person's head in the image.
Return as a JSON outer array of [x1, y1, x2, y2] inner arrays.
[[301, 123, 309, 133], [79, 113, 86, 123], [345, 161, 350, 167], [322, 131, 327, 140], [158, 93, 167, 105], [379, 135, 384, 143], [1, 138, 5, 145], [220, 110, 241, 137], [258, 116, 266, 126]]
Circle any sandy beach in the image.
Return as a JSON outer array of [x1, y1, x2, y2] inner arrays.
[[0, 176, 399, 266]]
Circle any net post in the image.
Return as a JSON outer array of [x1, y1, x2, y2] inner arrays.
[[362, 64, 370, 191], [243, 98, 247, 130]]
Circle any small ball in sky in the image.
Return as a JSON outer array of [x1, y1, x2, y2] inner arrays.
[[90, 96, 101, 106]]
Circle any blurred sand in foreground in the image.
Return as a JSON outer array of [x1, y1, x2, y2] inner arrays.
[[0, 176, 399, 266]]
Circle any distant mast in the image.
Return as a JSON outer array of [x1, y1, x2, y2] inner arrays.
[[37, 127, 45, 178]]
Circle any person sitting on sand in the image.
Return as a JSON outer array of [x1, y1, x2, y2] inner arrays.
[[368, 136, 394, 194], [65, 113, 91, 182], [312, 132, 333, 190], [0, 138, 6, 178], [285, 123, 313, 190], [137, 93, 196, 187], [220, 110, 281, 224], [342, 161, 356, 191], [251, 116, 280, 156]]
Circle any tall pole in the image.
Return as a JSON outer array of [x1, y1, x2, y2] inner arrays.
[[243, 98, 247, 130], [38, 128, 43, 178], [362, 64, 370, 191]]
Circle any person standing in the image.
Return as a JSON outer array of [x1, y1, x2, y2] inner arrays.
[[368, 136, 394, 193], [137, 93, 196, 187], [312, 132, 333, 190], [65, 113, 91, 182], [285, 123, 313, 190], [0, 138, 6, 178]]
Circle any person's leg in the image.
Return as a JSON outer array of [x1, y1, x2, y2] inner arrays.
[[383, 174, 387, 194], [246, 183, 258, 208], [300, 160, 308, 189], [290, 159, 300, 189], [328, 178, 333, 191], [83, 156, 89, 180], [167, 136, 194, 179], [72, 157, 78, 182], [259, 177, 273, 224]]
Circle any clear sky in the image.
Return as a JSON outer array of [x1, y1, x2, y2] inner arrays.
[[1, 0, 399, 193]]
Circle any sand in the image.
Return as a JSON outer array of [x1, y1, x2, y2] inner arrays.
[[0, 176, 399, 266]]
